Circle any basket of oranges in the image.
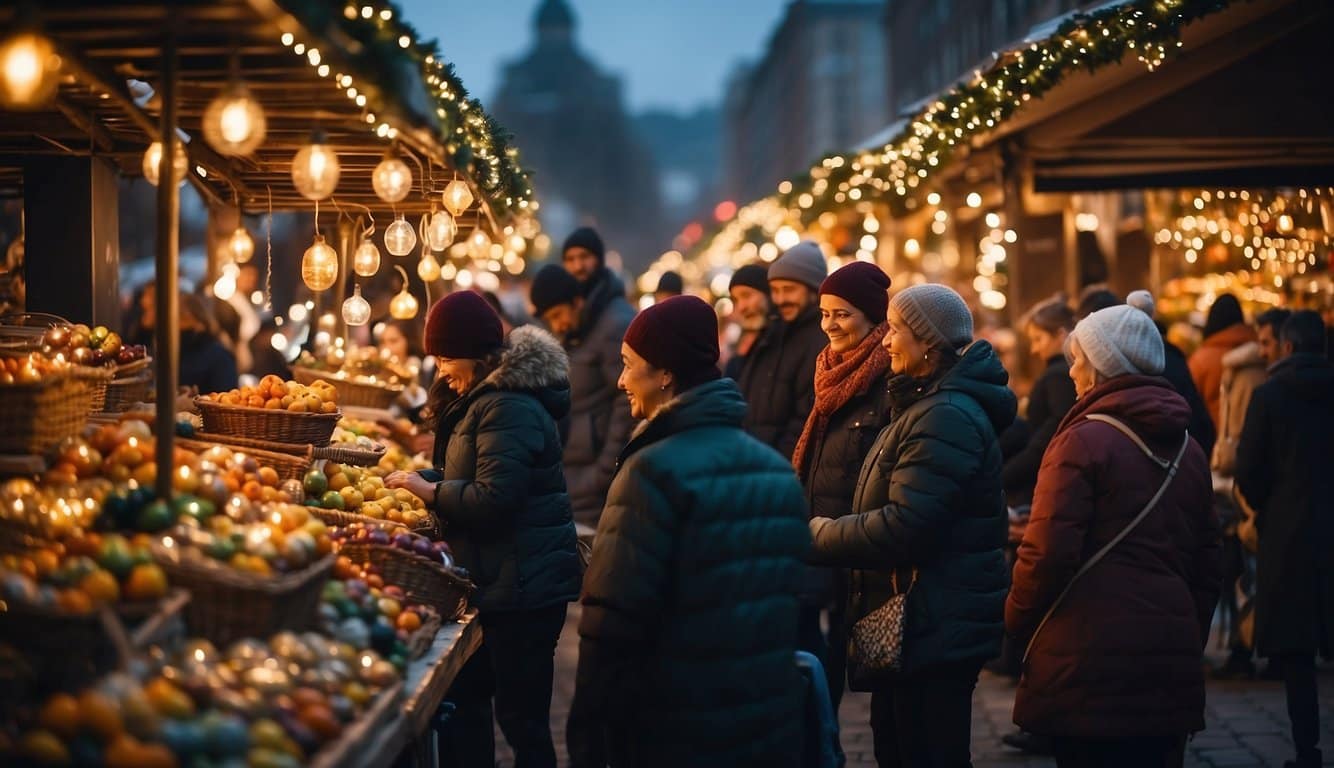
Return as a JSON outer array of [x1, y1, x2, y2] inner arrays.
[[196, 375, 341, 447]]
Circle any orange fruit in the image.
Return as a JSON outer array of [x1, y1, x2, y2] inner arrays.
[[65, 533, 103, 558], [78, 689, 123, 741], [37, 693, 81, 739], [123, 563, 167, 601], [286, 400, 308, 413], [396, 611, 422, 632], [241, 480, 264, 501], [257, 466, 280, 487], [144, 677, 195, 719], [79, 569, 121, 604], [264, 398, 282, 410], [31, 549, 60, 577], [131, 462, 156, 488], [57, 589, 93, 614]]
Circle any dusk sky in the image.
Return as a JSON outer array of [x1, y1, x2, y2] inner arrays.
[[397, 0, 791, 113]]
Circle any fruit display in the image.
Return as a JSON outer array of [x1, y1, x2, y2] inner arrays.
[[167, 503, 332, 577], [319, 562, 438, 669], [42, 323, 145, 368], [0, 351, 72, 385], [2, 632, 400, 768], [0, 534, 169, 613], [202, 375, 338, 414], [302, 463, 432, 529], [1, 476, 110, 539], [329, 524, 457, 571]]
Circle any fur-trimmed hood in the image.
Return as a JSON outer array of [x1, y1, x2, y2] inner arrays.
[[481, 325, 571, 422], [1222, 340, 1263, 371]]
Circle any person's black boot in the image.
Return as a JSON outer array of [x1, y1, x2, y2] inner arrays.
[[1001, 730, 1053, 755], [1282, 746, 1321, 768]]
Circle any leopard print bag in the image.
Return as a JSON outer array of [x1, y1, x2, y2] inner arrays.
[[848, 569, 917, 683]]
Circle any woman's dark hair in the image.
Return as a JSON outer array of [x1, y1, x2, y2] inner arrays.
[[381, 318, 425, 359], [1075, 286, 1121, 321], [1024, 297, 1075, 335], [1203, 293, 1244, 339], [1281, 310, 1326, 355], [421, 346, 505, 425]]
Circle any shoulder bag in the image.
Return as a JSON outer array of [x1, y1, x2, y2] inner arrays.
[[1022, 414, 1191, 665]]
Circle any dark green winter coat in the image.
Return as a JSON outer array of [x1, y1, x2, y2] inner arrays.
[[429, 326, 582, 613], [573, 378, 811, 767], [808, 341, 1016, 684]]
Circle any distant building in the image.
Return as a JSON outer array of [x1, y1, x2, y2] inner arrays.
[[491, 0, 664, 272], [634, 108, 722, 236], [723, 0, 889, 203], [885, 0, 1086, 116]]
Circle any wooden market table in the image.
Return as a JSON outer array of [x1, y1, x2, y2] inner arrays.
[[313, 610, 483, 768]]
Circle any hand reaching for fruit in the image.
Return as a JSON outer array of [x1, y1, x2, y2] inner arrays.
[[384, 472, 435, 504]]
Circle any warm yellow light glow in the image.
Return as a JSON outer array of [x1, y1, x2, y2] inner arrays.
[[292, 133, 340, 200], [227, 227, 254, 263], [466, 229, 492, 261], [142, 140, 188, 186], [384, 215, 416, 256], [0, 32, 60, 109], [353, 240, 380, 276], [372, 153, 412, 203], [301, 234, 338, 291], [426, 210, 457, 251], [342, 285, 371, 326], [417, 254, 441, 282], [442, 180, 474, 216], [203, 83, 266, 156]]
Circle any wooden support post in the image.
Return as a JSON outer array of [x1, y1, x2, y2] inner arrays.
[[154, 20, 179, 502]]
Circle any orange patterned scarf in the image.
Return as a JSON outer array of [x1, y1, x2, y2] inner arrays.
[[792, 322, 891, 476]]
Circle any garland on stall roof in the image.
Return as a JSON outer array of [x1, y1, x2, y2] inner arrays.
[[700, 0, 1240, 257], [314, 1, 536, 219]]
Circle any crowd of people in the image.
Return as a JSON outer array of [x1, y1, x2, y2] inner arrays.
[[118, 225, 1332, 768]]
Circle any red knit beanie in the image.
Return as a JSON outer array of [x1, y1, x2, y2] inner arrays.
[[623, 295, 721, 390], [819, 261, 891, 323], [424, 290, 503, 359]]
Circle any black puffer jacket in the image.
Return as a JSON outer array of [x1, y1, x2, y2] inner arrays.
[[1002, 355, 1076, 499], [800, 368, 894, 522], [736, 305, 826, 458], [574, 378, 811, 767], [563, 268, 636, 525], [430, 326, 582, 613], [809, 341, 1016, 683]]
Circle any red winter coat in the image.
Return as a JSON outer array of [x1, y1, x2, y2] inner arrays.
[[1189, 323, 1256, 430], [1006, 375, 1221, 739]]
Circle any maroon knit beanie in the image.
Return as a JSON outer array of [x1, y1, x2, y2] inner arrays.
[[424, 290, 504, 359], [819, 261, 891, 323], [623, 295, 721, 390]]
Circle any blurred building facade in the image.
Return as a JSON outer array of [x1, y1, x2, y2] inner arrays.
[[722, 0, 889, 204], [491, 0, 664, 272]]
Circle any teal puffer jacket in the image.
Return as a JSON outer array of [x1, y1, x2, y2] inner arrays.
[[809, 341, 1016, 682], [430, 326, 581, 613], [575, 378, 812, 767]]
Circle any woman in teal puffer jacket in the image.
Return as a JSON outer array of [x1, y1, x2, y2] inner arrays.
[[570, 296, 812, 768], [809, 284, 1015, 768]]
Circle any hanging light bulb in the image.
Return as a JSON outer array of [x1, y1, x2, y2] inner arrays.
[[507, 233, 527, 254], [417, 253, 441, 282], [372, 148, 412, 204], [301, 234, 338, 291], [291, 129, 340, 200], [384, 214, 416, 257], [426, 208, 457, 251], [213, 264, 239, 301], [226, 226, 254, 264], [342, 284, 371, 326], [142, 139, 188, 186], [0, 31, 61, 110], [389, 266, 419, 319], [202, 81, 266, 156], [442, 179, 474, 216], [466, 229, 492, 261], [353, 239, 380, 276]]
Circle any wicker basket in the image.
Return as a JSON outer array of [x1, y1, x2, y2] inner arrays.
[[195, 397, 340, 446], [308, 507, 407, 532], [312, 441, 386, 467], [114, 356, 152, 378], [409, 514, 441, 541], [152, 545, 333, 645], [178, 435, 313, 482], [0, 374, 92, 454], [103, 369, 153, 413], [72, 365, 115, 412], [0, 602, 132, 694], [339, 542, 472, 620], [292, 366, 404, 410]]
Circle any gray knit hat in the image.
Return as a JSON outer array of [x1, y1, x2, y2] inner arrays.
[[768, 241, 827, 290], [1071, 304, 1164, 378], [888, 284, 973, 350]]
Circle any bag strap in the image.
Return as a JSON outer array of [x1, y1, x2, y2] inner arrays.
[[1022, 416, 1190, 665]]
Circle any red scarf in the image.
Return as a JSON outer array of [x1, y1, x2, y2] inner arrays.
[[792, 322, 891, 476]]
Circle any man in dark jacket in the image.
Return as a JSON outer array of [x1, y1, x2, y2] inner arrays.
[[723, 262, 770, 380], [1237, 311, 1334, 768], [529, 229, 636, 525], [735, 241, 828, 458], [572, 296, 811, 767]]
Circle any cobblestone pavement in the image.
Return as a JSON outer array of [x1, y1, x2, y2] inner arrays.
[[493, 605, 1334, 767]]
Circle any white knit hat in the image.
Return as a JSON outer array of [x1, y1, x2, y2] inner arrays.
[[889, 284, 974, 350], [1071, 303, 1164, 378]]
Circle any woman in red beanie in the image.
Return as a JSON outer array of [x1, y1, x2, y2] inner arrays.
[[569, 295, 813, 767], [386, 290, 580, 768], [791, 261, 894, 716]]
